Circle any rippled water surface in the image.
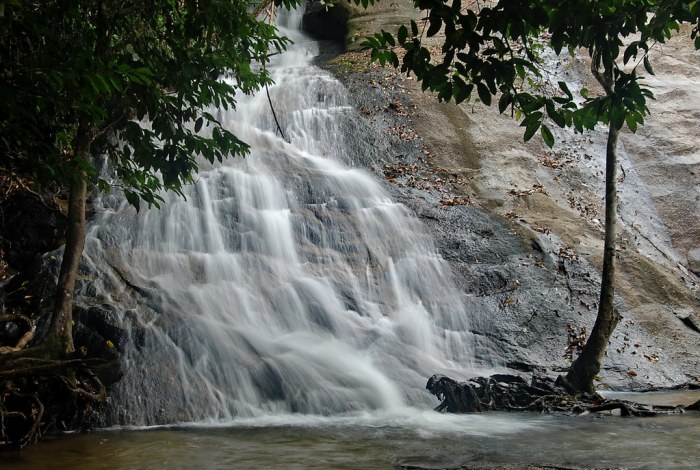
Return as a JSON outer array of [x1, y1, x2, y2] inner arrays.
[[5, 409, 700, 469]]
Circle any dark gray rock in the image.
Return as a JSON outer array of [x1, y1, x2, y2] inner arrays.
[[0, 191, 66, 268], [302, 1, 351, 41]]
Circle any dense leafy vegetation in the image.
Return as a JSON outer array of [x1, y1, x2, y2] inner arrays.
[[1, 0, 298, 207]]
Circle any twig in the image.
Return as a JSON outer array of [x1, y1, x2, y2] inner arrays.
[[265, 81, 289, 142], [19, 394, 43, 448]]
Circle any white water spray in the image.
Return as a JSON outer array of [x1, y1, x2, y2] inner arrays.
[[80, 9, 481, 425]]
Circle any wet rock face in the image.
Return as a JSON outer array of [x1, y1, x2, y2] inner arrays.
[[73, 304, 125, 387], [0, 191, 66, 268], [319, 13, 700, 389]]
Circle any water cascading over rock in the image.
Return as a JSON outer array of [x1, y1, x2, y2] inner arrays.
[[76, 9, 483, 425]]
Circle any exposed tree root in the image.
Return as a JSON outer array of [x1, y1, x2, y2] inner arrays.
[[0, 314, 34, 354], [1, 385, 46, 448], [427, 374, 688, 417], [0, 346, 118, 449]]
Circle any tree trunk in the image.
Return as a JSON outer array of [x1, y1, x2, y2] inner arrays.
[[46, 136, 90, 356], [562, 122, 620, 394]]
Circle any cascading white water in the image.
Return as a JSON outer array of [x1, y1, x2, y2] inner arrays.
[[79, 9, 482, 425]]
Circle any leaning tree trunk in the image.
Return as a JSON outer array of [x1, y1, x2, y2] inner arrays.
[[46, 136, 89, 356], [562, 122, 621, 394]]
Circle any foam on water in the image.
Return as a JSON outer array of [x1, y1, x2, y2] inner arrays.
[[105, 407, 541, 439]]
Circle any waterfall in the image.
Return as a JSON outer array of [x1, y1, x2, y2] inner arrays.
[[79, 9, 481, 426]]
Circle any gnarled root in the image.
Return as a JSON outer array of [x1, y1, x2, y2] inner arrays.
[[427, 373, 688, 417], [0, 388, 44, 448], [0, 314, 34, 355], [0, 351, 112, 448]]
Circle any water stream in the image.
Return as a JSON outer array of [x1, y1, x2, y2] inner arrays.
[[77, 8, 482, 426]]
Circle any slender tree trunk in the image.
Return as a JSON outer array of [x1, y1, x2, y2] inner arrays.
[[47, 0, 108, 355], [562, 122, 620, 394], [46, 134, 90, 356]]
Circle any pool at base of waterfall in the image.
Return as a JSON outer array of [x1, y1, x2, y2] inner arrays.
[[5, 408, 700, 469]]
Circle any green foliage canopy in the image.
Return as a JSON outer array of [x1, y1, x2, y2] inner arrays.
[[0, 0, 299, 209], [363, 0, 700, 146]]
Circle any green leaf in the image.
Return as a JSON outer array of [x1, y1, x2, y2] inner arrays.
[[625, 114, 638, 133], [108, 76, 124, 93], [546, 102, 566, 128], [643, 56, 655, 75], [427, 17, 442, 37], [411, 20, 419, 37], [523, 121, 541, 142], [521, 98, 545, 113], [541, 124, 554, 148], [194, 117, 203, 133], [383, 30, 395, 47], [476, 82, 491, 106], [558, 81, 573, 100], [453, 76, 472, 103], [437, 82, 453, 102], [389, 51, 399, 68], [124, 190, 141, 212], [623, 42, 638, 64], [520, 111, 543, 128], [95, 74, 112, 94], [398, 25, 408, 44], [498, 93, 512, 114], [611, 106, 627, 130]]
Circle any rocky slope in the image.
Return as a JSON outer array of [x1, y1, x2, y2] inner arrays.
[[309, 0, 700, 390]]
